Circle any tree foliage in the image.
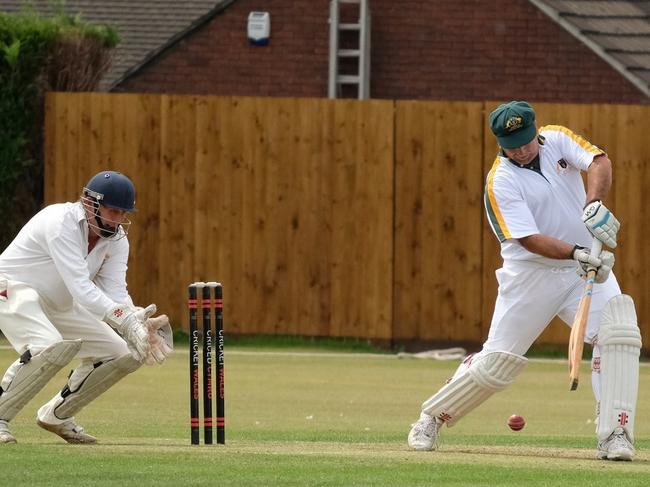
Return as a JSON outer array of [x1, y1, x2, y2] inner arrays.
[[0, 4, 119, 248]]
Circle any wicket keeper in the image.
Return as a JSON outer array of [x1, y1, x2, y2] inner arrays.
[[0, 171, 173, 444]]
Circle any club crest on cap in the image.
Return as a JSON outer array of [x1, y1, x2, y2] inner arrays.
[[505, 116, 523, 132], [489, 101, 537, 149]]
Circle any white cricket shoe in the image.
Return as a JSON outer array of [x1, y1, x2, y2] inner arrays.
[[37, 418, 97, 444], [408, 413, 440, 451], [0, 420, 17, 444], [37, 397, 97, 444], [597, 427, 635, 461]]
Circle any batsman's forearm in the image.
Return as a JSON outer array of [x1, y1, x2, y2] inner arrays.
[[585, 155, 612, 204], [518, 234, 575, 260]]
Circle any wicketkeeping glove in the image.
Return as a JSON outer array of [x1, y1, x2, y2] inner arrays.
[[581, 200, 620, 248], [103, 305, 151, 362], [145, 314, 174, 365], [132, 304, 174, 365]]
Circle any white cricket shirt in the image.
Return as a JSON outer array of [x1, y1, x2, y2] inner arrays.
[[485, 125, 604, 265], [0, 202, 130, 315]]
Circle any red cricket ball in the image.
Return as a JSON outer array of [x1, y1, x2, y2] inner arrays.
[[507, 414, 525, 431]]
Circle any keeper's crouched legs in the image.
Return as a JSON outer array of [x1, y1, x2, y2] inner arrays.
[[0, 340, 81, 444], [37, 353, 142, 444], [408, 351, 527, 451]]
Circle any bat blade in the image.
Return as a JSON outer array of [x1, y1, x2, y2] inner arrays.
[[568, 268, 597, 390], [567, 239, 602, 390]]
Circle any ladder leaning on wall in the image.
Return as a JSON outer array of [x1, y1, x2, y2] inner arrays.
[[328, 0, 371, 99]]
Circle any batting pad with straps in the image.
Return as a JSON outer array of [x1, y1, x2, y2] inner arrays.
[[0, 340, 81, 421], [596, 294, 641, 442], [421, 351, 527, 426], [54, 353, 141, 419]]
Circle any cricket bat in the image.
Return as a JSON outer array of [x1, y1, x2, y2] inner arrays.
[[568, 238, 603, 391]]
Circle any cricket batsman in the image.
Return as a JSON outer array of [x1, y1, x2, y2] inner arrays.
[[407, 101, 641, 460]]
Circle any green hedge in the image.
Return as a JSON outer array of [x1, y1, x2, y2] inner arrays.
[[0, 7, 119, 249]]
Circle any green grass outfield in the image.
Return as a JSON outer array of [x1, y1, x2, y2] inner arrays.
[[1, 343, 649, 486]]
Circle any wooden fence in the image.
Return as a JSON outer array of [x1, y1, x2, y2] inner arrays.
[[44, 93, 650, 351]]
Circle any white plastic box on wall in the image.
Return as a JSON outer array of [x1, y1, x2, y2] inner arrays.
[[247, 11, 270, 45]]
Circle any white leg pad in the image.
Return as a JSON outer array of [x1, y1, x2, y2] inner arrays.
[[596, 294, 641, 442], [0, 340, 81, 421], [421, 351, 527, 426], [52, 353, 141, 419]]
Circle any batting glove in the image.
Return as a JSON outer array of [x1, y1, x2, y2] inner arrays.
[[582, 200, 620, 248], [572, 245, 615, 283]]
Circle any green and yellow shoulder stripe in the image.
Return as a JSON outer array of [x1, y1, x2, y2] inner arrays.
[[539, 125, 603, 155], [484, 156, 510, 242]]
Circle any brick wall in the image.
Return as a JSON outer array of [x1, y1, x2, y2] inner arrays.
[[116, 0, 649, 104]]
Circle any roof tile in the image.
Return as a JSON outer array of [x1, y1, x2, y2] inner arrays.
[[533, 0, 650, 97]]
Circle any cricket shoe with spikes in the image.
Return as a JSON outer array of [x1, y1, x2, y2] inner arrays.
[[408, 413, 441, 451], [597, 427, 635, 461], [0, 420, 17, 444]]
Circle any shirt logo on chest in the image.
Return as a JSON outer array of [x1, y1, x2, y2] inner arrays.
[[556, 158, 569, 175]]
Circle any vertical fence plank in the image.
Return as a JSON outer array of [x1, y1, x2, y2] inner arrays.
[[395, 101, 484, 345], [119, 94, 162, 309], [611, 104, 650, 347], [43, 93, 58, 205], [481, 102, 502, 342], [329, 99, 394, 339], [159, 95, 197, 327]]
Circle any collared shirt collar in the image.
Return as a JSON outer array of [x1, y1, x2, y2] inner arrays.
[[504, 153, 541, 171], [500, 135, 545, 171]]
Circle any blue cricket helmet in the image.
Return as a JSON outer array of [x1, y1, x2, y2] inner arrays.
[[83, 171, 137, 212]]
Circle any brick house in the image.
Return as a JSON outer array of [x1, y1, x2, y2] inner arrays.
[[2, 0, 649, 102]]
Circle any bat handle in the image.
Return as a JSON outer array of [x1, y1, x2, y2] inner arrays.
[[587, 239, 603, 272]]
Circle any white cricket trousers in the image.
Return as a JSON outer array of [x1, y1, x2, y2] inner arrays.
[[484, 260, 621, 355], [0, 279, 129, 361]]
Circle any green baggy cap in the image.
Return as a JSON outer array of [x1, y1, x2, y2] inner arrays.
[[488, 101, 537, 149]]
